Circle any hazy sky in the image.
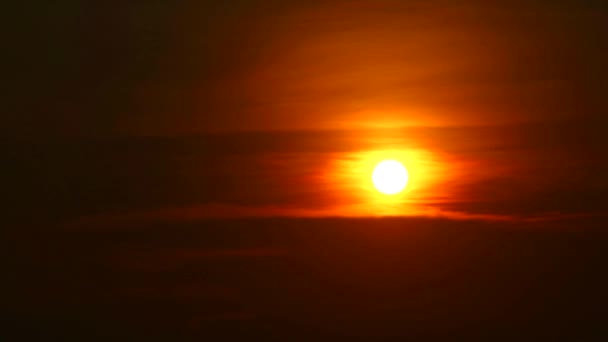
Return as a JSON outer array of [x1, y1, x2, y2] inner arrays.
[[4, 0, 608, 224], [5, 2, 608, 339], [6, 0, 607, 135]]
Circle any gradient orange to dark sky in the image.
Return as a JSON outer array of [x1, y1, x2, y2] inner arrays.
[[4, 0, 608, 340], [7, 0, 607, 224]]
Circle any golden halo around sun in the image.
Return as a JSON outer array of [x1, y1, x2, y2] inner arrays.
[[372, 160, 409, 195]]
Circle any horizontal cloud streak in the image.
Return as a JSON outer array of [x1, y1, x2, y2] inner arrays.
[[5, 120, 606, 224]]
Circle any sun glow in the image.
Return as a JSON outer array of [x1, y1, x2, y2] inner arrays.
[[326, 146, 449, 216], [372, 160, 409, 195]]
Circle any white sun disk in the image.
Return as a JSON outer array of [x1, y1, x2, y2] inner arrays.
[[372, 160, 409, 195]]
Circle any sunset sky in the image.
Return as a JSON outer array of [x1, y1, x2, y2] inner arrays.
[[7, 0, 608, 224], [5, 0, 608, 340]]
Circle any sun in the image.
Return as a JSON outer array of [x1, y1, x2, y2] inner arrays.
[[372, 160, 409, 195]]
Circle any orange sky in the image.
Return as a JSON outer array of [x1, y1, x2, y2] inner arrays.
[[5, 0, 607, 225], [114, 0, 607, 134]]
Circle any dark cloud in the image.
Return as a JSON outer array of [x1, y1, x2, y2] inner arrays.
[[6, 217, 608, 339]]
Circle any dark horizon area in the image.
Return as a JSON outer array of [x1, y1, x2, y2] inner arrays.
[[6, 217, 608, 340]]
